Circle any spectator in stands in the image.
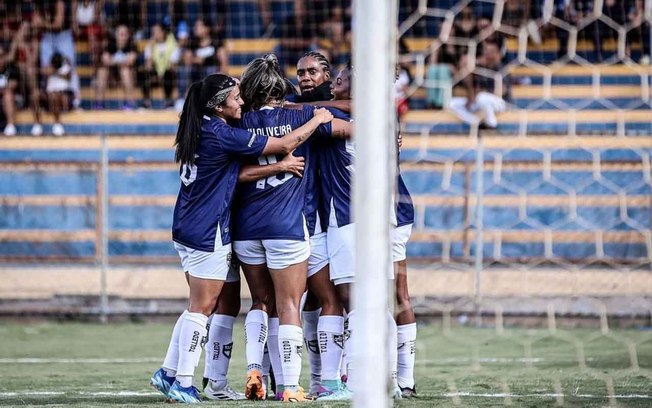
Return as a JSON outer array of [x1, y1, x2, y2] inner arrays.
[[449, 41, 508, 129], [115, 0, 146, 40], [94, 24, 137, 110], [175, 18, 228, 111], [33, 0, 81, 109], [553, 0, 580, 59], [395, 39, 412, 118], [138, 22, 179, 109], [276, 11, 315, 70], [73, 0, 104, 73], [295, 0, 351, 64], [425, 44, 454, 110], [1, 21, 42, 136], [453, 6, 479, 39], [502, 0, 542, 45], [627, 0, 650, 65], [45, 52, 72, 136]]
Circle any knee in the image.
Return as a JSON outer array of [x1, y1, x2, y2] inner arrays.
[[275, 299, 300, 318], [188, 297, 219, 316]]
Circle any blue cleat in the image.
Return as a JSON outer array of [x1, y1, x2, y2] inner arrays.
[[150, 368, 175, 398], [168, 380, 203, 403], [318, 380, 353, 401]]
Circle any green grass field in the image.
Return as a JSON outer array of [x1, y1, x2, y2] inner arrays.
[[1, 321, 651, 407]]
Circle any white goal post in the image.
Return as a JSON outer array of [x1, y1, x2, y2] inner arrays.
[[352, 1, 397, 407]]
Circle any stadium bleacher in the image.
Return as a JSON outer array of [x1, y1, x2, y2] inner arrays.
[[3, 0, 651, 266]]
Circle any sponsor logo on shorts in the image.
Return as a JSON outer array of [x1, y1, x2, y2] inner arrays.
[[226, 252, 232, 267]]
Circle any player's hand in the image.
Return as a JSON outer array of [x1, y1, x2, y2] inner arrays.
[[397, 131, 403, 150], [313, 107, 334, 124], [280, 153, 305, 178]]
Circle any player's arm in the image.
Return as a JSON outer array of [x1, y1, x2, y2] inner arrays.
[[238, 153, 305, 182], [329, 118, 353, 139], [262, 108, 333, 155], [285, 99, 352, 113]]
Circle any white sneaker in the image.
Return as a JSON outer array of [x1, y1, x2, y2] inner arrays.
[[3, 123, 16, 136], [52, 123, 65, 136], [204, 381, 246, 400], [31, 124, 43, 136]]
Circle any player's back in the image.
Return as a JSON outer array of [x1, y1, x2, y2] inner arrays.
[[233, 106, 331, 241]]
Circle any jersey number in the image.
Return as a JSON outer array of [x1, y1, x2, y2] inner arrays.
[[180, 163, 197, 186], [256, 155, 293, 189]]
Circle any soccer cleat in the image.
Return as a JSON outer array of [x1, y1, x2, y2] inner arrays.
[[307, 384, 328, 399], [167, 380, 203, 403], [400, 385, 417, 398], [281, 386, 312, 402], [244, 369, 266, 400], [317, 381, 353, 401], [204, 381, 245, 400], [150, 368, 175, 398], [391, 386, 403, 399]]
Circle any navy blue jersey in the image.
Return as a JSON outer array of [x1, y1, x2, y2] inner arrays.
[[318, 109, 354, 227], [172, 116, 268, 251], [232, 106, 332, 241], [396, 171, 415, 226]]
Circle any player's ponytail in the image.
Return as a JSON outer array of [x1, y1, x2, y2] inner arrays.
[[240, 53, 295, 111], [174, 74, 237, 164]]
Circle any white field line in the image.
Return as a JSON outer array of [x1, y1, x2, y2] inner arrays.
[[0, 357, 160, 364], [1, 390, 650, 399], [446, 392, 652, 399]]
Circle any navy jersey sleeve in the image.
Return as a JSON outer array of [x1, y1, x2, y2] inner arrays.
[[216, 124, 268, 157]]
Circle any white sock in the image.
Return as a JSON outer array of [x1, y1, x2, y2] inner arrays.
[[344, 310, 356, 392], [162, 310, 188, 376], [203, 314, 235, 389], [202, 314, 214, 380], [302, 309, 321, 389], [244, 310, 268, 372], [176, 312, 208, 385], [262, 344, 271, 391], [340, 311, 348, 379], [267, 317, 284, 390], [397, 323, 417, 389], [278, 324, 304, 389], [318, 315, 345, 382], [387, 311, 399, 390]]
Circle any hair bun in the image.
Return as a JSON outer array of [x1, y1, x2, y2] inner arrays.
[[263, 53, 279, 66]]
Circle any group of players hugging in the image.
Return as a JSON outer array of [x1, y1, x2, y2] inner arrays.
[[148, 51, 418, 403]]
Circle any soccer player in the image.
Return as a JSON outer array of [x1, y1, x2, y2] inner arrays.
[[294, 51, 349, 399], [149, 73, 333, 404], [233, 54, 350, 402], [393, 141, 418, 399]]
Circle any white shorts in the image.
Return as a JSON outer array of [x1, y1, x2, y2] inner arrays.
[[391, 224, 413, 262], [233, 239, 310, 270], [174, 241, 239, 282], [327, 223, 355, 286], [308, 232, 328, 277]]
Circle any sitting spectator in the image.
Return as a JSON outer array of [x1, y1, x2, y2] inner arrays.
[[175, 18, 228, 110], [45, 52, 72, 136], [453, 6, 479, 39], [425, 45, 455, 110], [276, 11, 315, 70], [627, 0, 650, 64], [138, 22, 179, 109], [1, 22, 42, 136], [449, 42, 508, 129], [95, 24, 137, 110], [33, 0, 81, 109], [73, 0, 104, 73], [115, 0, 146, 40]]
